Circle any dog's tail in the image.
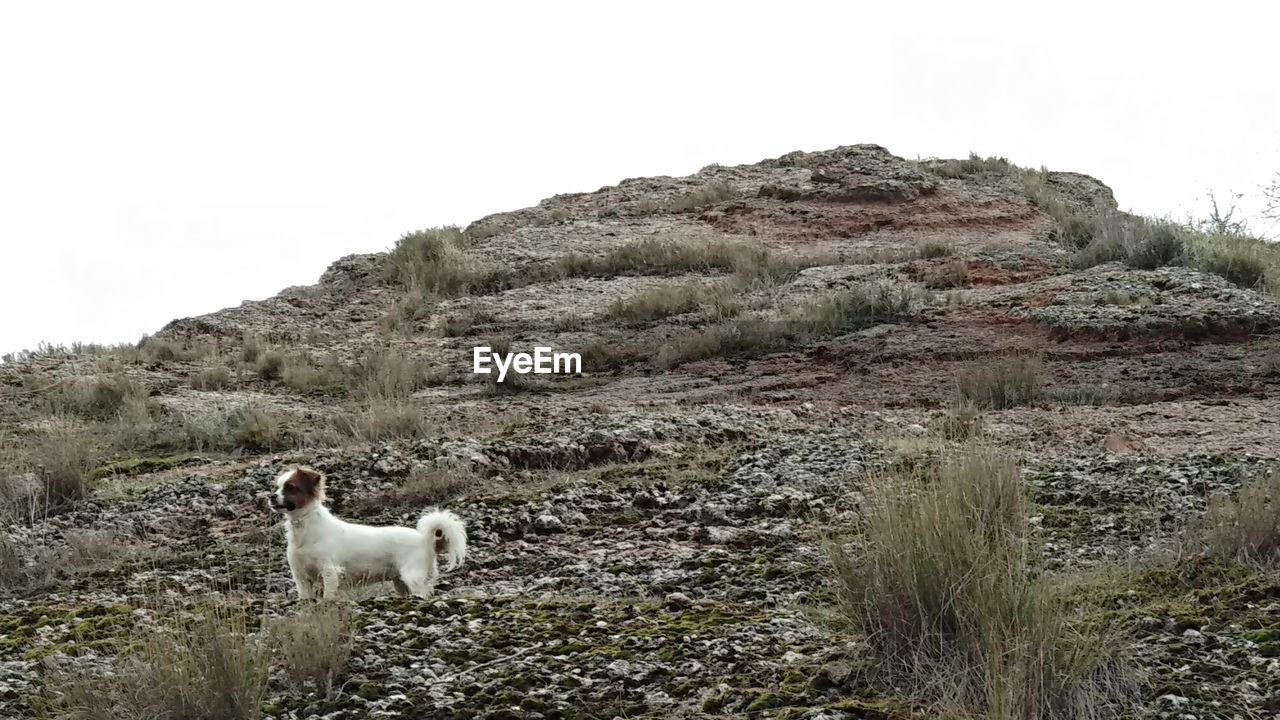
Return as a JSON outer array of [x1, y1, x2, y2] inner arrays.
[[417, 509, 467, 571]]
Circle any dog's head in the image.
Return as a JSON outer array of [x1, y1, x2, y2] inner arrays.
[[267, 466, 326, 513]]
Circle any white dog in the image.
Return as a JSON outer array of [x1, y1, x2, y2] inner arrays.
[[266, 466, 467, 599]]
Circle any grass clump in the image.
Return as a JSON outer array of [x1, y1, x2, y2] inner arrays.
[[926, 152, 1015, 179], [607, 282, 735, 325], [268, 604, 354, 697], [922, 259, 970, 289], [49, 374, 146, 419], [383, 226, 505, 297], [1196, 469, 1280, 566], [553, 238, 823, 287], [346, 346, 433, 401], [1071, 214, 1188, 270], [917, 240, 953, 259], [935, 398, 985, 440], [955, 354, 1041, 410], [667, 180, 738, 212], [795, 282, 923, 336], [190, 364, 234, 391], [40, 603, 269, 720], [327, 400, 434, 444], [828, 448, 1133, 719]]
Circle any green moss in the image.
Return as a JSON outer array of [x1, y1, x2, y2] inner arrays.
[[93, 453, 205, 479]]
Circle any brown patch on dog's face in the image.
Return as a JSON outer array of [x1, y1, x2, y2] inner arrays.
[[279, 467, 326, 511], [434, 528, 447, 554]]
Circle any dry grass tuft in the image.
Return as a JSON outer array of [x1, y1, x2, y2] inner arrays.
[[40, 603, 269, 720], [828, 448, 1135, 719], [1197, 469, 1280, 566], [268, 604, 355, 697], [955, 354, 1041, 410], [383, 226, 506, 297]]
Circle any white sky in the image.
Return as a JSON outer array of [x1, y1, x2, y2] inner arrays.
[[1, 1, 1277, 356]]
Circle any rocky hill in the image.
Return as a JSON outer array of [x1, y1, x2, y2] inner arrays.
[[1, 145, 1279, 719]]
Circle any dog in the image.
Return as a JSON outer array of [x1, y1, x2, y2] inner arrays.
[[265, 466, 467, 600]]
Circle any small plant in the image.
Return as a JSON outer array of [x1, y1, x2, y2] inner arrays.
[[607, 282, 730, 325], [922, 260, 969, 289], [281, 354, 345, 395], [1197, 469, 1280, 566], [327, 400, 434, 444], [49, 373, 146, 419], [383, 226, 505, 297], [935, 398, 984, 440], [917, 240, 952, 259], [346, 346, 431, 401], [256, 349, 285, 381], [40, 602, 269, 720], [926, 152, 1014, 179], [33, 429, 98, 508], [229, 404, 289, 452], [191, 364, 234, 391], [795, 282, 922, 336], [269, 604, 354, 697], [667, 180, 738, 212], [954, 354, 1040, 410], [827, 447, 1133, 718]]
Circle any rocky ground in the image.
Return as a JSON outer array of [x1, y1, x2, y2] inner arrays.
[[2, 145, 1278, 719]]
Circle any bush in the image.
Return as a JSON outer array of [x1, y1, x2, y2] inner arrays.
[[191, 364, 234, 391], [346, 346, 431, 401], [1197, 469, 1280, 566], [795, 282, 923, 336], [280, 354, 345, 395], [40, 602, 269, 720], [553, 238, 822, 287], [828, 448, 1132, 718], [49, 374, 146, 419], [33, 429, 98, 508], [1072, 214, 1187, 271], [667, 180, 738, 212], [255, 349, 285, 381], [607, 282, 731, 325], [918, 240, 952, 259], [955, 354, 1040, 410], [922, 260, 970, 289], [1190, 232, 1276, 292], [383, 227, 505, 297], [926, 153, 1014, 179], [228, 404, 289, 452], [327, 400, 434, 444], [935, 398, 985, 440]]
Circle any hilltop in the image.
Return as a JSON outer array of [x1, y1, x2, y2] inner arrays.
[[2, 144, 1279, 719]]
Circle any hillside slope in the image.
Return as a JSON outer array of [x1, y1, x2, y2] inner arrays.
[[2, 145, 1279, 719]]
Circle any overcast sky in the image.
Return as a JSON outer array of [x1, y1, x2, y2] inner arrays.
[[1, 1, 1276, 356]]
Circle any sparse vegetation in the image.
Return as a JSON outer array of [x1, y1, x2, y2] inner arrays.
[[327, 400, 434, 444], [954, 354, 1041, 410], [917, 240, 953, 259], [255, 349, 286, 381], [191, 364, 234, 391], [40, 602, 269, 720], [228, 404, 290, 452], [667, 180, 738, 212], [794, 281, 923, 336], [935, 398, 985, 440], [607, 282, 734, 325], [828, 448, 1133, 719], [925, 152, 1015, 179], [48, 374, 146, 420], [552, 238, 826, 288], [1197, 469, 1280, 566], [139, 336, 215, 364], [269, 604, 354, 697], [383, 227, 506, 297], [280, 354, 345, 395], [921, 259, 969, 289]]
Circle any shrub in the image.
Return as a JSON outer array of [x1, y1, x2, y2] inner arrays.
[[139, 336, 214, 363], [346, 347, 431, 401], [828, 448, 1132, 718], [191, 364, 234, 391], [918, 240, 952, 259], [327, 400, 434, 444], [922, 260, 970, 289], [256, 349, 285, 381], [280, 354, 345, 395], [935, 398, 985, 440], [228, 404, 289, 452], [1197, 469, 1280, 566], [1190, 232, 1276, 292], [383, 226, 504, 296], [351, 464, 483, 516], [927, 152, 1015, 179], [553, 238, 821, 287], [655, 319, 793, 369], [607, 282, 727, 325], [49, 373, 146, 419], [32, 430, 97, 508], [955, 354, 1040, 410], [667, 180, 738, 212], [40, 602, 269, 720], [795, 282, 922, 336], [1072, 214, 1187, 271], [269, 604, 354, 697]]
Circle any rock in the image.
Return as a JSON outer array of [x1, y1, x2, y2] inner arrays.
[[532, 514, 565, 534], [664, 592, 693, 608]]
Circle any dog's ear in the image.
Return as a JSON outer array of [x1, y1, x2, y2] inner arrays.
[[292, 467, 326, 499]]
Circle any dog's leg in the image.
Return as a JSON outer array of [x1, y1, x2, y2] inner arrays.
[[320, 565, 343, 600], [398, 568, 434, 599]]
